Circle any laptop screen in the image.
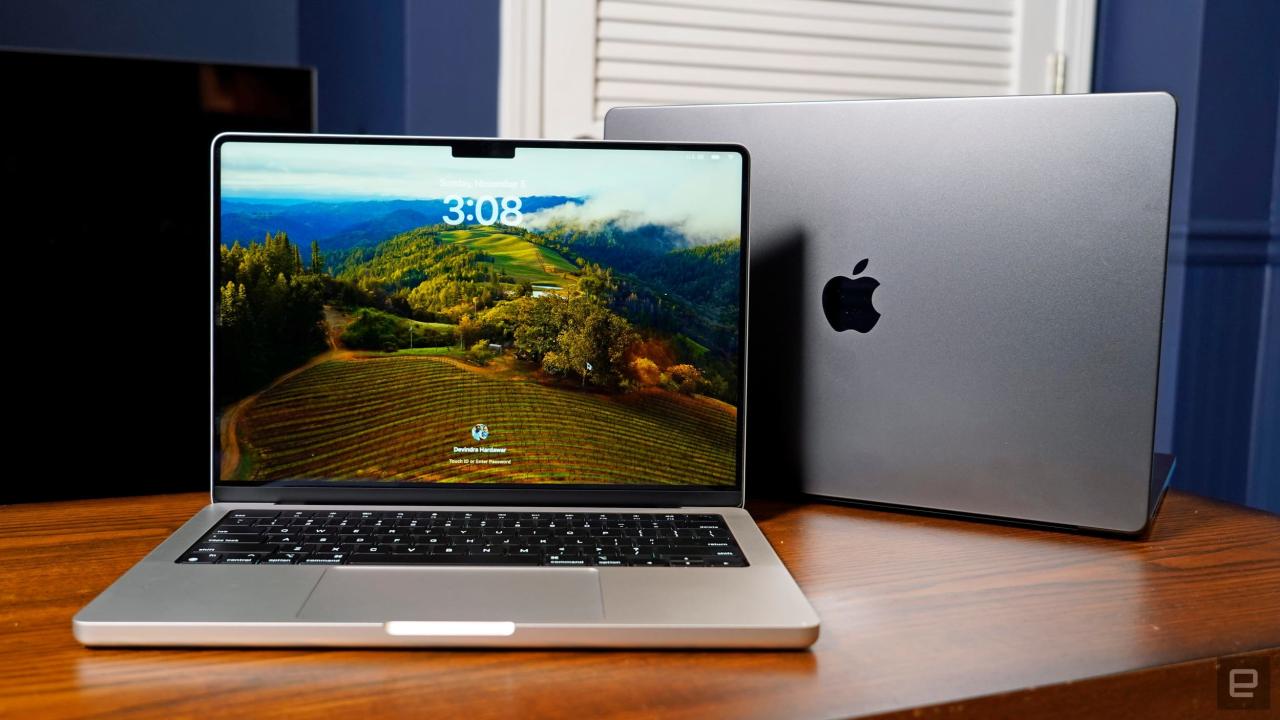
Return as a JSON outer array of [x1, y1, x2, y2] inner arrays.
[[214, 137, 745, 490]]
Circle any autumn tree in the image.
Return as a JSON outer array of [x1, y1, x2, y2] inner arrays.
[[664, 364, 704, 395], [457, 314, 477, 350], [467, 339, 495, 366], [629, 357, 660, 386]]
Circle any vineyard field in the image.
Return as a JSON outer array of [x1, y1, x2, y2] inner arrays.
[[229, 355, 737, 486]]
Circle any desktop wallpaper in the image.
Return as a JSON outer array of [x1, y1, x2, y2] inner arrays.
[[215, 141, 743, 486]]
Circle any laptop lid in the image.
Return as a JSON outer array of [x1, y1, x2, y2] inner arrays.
[[606, 93, 1174, 532], [211, 134, 748, 507]]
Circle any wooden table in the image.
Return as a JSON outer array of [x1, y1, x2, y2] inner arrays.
[[1, 491, 1277, 719]]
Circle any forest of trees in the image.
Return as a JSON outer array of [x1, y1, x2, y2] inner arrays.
[[526, 220, 739, 307], [216, 232, 327, 404]]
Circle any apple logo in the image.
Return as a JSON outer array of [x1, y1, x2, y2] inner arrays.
[[822, 258, 881, 333]]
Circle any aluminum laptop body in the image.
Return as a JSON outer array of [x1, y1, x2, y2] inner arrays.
[[607, 93, 1175, 534], [73, 134, 819, 648]]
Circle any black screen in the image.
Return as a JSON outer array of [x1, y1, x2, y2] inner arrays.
[[1, 50, 313, 502]]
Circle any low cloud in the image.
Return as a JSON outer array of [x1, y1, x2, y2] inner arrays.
[[521, 196, 736, 244]]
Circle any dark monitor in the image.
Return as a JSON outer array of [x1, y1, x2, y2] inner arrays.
[[1, 49, 315, 502]]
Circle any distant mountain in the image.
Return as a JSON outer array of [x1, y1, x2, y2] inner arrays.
[[512, 195, 586, 216], [312, 207, 434, 253], [219, 196, 582, 254], [221, 199, 426, 246]]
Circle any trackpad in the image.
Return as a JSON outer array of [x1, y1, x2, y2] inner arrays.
[[296, 568, 604, 623]]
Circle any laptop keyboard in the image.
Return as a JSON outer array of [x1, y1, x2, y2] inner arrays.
[[177, 510, 748, 567]]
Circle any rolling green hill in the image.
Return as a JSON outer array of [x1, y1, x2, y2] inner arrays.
[[439, 228, 578, 285], [333, 225, 578, 291]]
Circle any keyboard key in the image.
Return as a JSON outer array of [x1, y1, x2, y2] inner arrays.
[[263, 554, 302, 564], [219, 552, 265, 564], [349, 553, 540, 565], [201, 543, 278, 554], [350, 550, 435, 563], [547, 553, 594, 566], [179, 552, 219, 564], [667, 545, 740, 558], [204, 535, 263, 544]]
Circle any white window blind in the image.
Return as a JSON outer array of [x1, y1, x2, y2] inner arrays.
[[499, 0, 1095, 139]]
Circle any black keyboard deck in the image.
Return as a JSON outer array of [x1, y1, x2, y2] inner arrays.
[[178, 510, 747, 567]]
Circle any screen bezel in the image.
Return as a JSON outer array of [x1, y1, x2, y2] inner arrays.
[[211, 133, 749, 508]]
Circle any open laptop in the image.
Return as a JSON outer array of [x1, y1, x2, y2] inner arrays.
[[73, 134, 819, 648], [607, 93, 1176, 534]]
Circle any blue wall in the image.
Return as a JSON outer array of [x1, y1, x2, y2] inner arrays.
[[0, 0, 299, 65], [297, 0, 498, 136], [299, 0, 407, 135], [1095, 0, 1280, 513], [0, 0, 498, 136], [404, 0, 501, 137]]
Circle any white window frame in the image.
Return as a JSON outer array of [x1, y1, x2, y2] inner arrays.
[[500, 0, 1095, 139], [499, 0, 600, 139], [1014, 0, 1096, 95]]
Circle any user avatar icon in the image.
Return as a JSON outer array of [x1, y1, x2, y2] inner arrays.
[[471, 423, 489, 441]]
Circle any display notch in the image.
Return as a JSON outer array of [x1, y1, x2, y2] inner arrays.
[[451, 140, 516, 159]]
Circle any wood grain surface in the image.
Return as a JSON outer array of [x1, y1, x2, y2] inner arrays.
[[1, 491, 1277, 719]]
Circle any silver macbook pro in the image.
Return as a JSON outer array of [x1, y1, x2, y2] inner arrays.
[[73, 133, 819, 648], [607, 93, 1176, 534]]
